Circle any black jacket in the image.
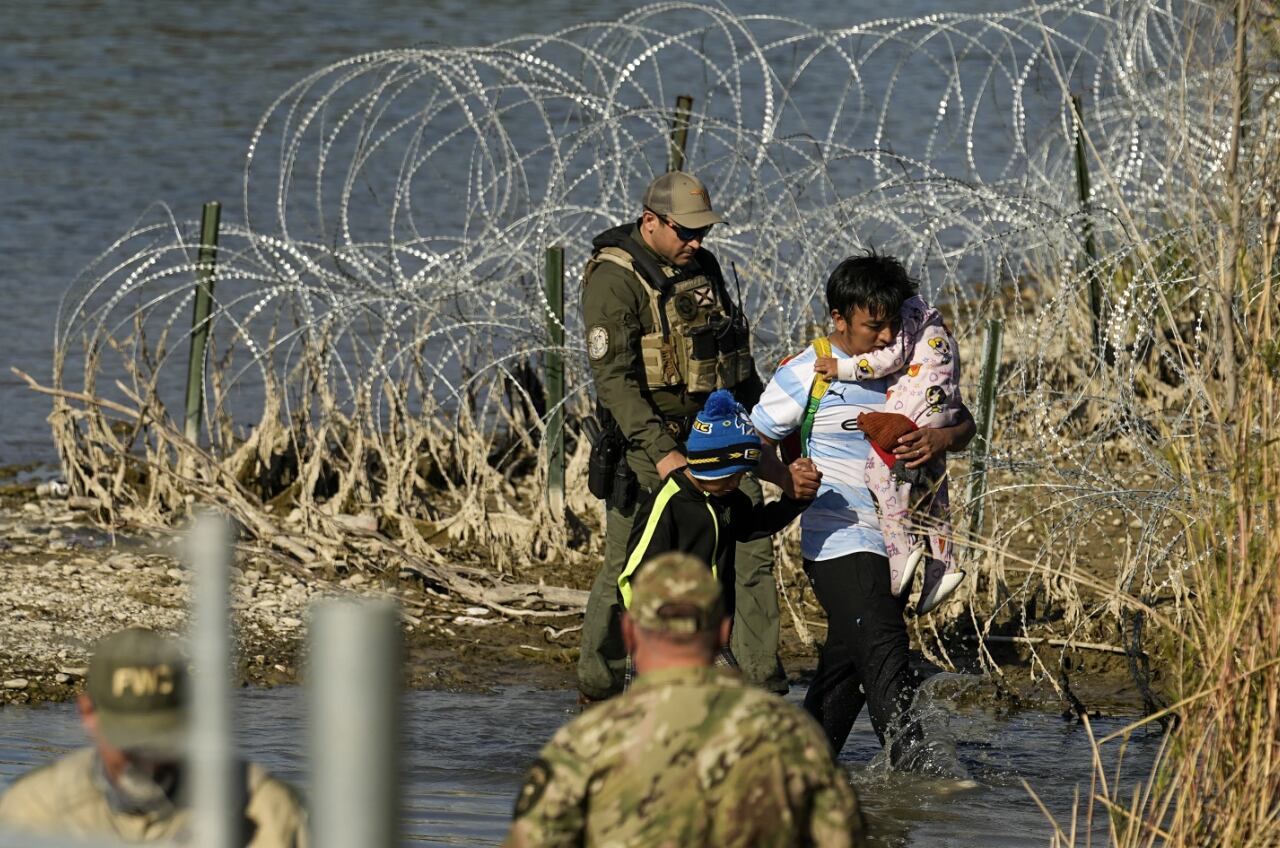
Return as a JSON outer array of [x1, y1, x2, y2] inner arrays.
[[619, 470, 808, 610]]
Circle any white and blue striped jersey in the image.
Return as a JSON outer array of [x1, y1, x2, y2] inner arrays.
[[750, 343, 888, 562]]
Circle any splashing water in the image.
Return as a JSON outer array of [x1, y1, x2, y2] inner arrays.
[[40, 0, 1262, 638]]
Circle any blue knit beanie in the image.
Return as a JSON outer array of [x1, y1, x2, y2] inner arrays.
[[685, 390, 761, 479]]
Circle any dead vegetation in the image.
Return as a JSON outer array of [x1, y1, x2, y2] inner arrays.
[[19, 5, 1279, 800]]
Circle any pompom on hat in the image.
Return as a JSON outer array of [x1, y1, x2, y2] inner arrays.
[[684, 389, 761, 479]]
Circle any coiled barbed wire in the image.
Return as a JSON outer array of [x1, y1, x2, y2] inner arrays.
[[46, 0, 1268, 631]]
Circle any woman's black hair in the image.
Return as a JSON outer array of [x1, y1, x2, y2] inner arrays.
[[824, 249, 918, 320]]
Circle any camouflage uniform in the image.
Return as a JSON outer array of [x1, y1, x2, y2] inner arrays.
[[579, 173, 782, 699], [508, 554, 865, 847]]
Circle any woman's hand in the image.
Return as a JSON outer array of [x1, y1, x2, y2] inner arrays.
[[894, 406, 977, 468], [786, 457, 823, 500], [893, 427, 951, 468]]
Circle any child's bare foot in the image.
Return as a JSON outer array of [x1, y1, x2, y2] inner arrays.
[[814, 356, 838, 378]]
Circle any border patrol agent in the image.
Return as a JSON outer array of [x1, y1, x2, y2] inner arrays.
[[579, 171, 812, 701], [0, 628, 308, 846], [506, 552, 866, 847]]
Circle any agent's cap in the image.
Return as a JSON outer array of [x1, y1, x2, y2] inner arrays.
[[642, 172, 727, 229], [685, 389, 761, 479], [628, 552, 725, 634], [85, 628, 188, 754]]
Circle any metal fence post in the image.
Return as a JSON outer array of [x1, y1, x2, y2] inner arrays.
[[545, 246, 565, 518], [1071, 95, 1105, 364], [967, 319, 1003, 539], [188, 512, 236, 848], [311, 599, 402, 848], [185, 201, 221, 444], [668, 94, 693, 172]]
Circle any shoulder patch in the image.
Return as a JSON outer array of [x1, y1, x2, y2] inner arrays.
[[587, 326, 610, 360], [513, 757, 553, 818]]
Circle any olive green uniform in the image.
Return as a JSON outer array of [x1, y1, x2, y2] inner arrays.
[[504, 665, 865, 847], [578, 224, 782, 698], [0, 748, 308, 846]]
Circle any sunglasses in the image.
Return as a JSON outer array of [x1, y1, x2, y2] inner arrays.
[[646, 208, 713, 243]]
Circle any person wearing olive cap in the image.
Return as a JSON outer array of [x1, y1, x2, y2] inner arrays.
[[505, 552, 865, 848], [0, 627, 308, 846], [578, 170, 821, 703]]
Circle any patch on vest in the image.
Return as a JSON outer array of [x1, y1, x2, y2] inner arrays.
[[513, 758, 553, 818], [587, 326, 609, 360], [674, 293, 699, 320]]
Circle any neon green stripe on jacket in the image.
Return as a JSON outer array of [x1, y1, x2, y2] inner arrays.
[[618, 477, 718, 608]]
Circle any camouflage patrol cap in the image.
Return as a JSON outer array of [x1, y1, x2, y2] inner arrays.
[[628, 552, 725, 634], [642, 171, 727, 229], [86, 628, 188, 754]]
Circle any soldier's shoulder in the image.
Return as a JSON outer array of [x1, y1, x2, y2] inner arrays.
[[554, 695, 636, 742], [0, 748, 98, 825], [721, 686, 834, 750], [245, 762, 309, 844], [585, 254, 642, 289]]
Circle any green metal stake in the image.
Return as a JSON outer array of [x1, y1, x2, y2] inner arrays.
[[967, 319, 1003, 539], [668, 95, 693, 173], [1072, 94, 1105, 364], [545, 246, 565, 518], [185, 202, 221, 444]]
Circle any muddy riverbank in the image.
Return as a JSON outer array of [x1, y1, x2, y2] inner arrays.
[[0, 465, 1148, 719], [0, 469, 577, 703]]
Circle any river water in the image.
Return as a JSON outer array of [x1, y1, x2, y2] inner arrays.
[[1, 3, 1156, 845], [0, 679, 1158, 846], [0, 0, 1061, 468]]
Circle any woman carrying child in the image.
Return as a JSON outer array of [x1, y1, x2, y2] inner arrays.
[[813, 290, 965, 613]]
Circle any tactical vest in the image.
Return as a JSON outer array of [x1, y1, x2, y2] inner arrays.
[[583, 228, 755, 395]]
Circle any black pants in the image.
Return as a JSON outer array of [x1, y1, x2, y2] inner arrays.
[[803, 551, 922, 764]]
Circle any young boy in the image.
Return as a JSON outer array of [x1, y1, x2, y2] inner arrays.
[[813, 293, 965, 613], [617, 389, 813, 671]]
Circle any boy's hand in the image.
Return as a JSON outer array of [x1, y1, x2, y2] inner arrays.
[[785, 458, 822, 500], [813, 356, 839, 379]]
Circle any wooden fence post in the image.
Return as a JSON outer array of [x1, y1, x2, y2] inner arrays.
[[185, 202, 222, 443]]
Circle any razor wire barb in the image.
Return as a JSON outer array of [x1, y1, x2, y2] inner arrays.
[[42, 0, 1275, 636]]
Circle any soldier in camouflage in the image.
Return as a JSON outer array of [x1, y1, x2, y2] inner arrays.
[[578, 171, 821, 701], [505, 552, 865, 848]]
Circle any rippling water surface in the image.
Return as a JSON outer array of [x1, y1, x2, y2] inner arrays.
[[1, 0, 1040, 467], [0, 682, 1159, 846]]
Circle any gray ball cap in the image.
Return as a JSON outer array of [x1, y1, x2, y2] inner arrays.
[[642, 171, 727, 229], [86, 628, 188, 754]]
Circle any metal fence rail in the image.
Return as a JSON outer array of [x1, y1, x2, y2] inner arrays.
[[0, 514, 402, 846]]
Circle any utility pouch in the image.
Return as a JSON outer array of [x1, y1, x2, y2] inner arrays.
[[639, 332, 676, 388], [684, 323, 720, 394], [715, 314, 753, 386], [606, 460, 639, 512], [731, 317, 755, 384], [711, 316, 737, 388], [585, 416, 620, 501]]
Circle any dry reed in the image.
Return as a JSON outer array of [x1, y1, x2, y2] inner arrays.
[[22, 10, 1278, 801]]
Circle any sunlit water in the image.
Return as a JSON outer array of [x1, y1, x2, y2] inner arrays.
[[0, 679, 1159, 846], [1, 0, 1042, 467], [2, 6, 1153, 841]]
